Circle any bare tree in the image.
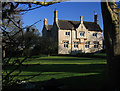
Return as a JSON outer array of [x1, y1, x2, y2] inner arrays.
[[1, 1, 65, 89], [101, 0, 120, 90]]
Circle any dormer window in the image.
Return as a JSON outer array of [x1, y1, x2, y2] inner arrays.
[[93, 33, 97, 37], [65, 32, 70, 36], [80, 32, 85, 37]]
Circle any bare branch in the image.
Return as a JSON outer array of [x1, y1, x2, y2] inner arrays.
[[6, 15, 22, 30], [11, 19, 41, 37], [2, 57, 28, 81], [15, 1, 60, 12], [24, 19, 41, 29]]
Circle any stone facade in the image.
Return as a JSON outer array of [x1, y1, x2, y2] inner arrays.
[[42, 10, 103, 54]]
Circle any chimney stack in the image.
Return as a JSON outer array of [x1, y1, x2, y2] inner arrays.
[[80, 16, 83, 24], [94, 13, 98, 24], [44, 18, 47, 26], [54, 9, 58, 23]]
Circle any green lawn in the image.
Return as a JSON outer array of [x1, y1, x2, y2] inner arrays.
[[4, 55, 107, 90]]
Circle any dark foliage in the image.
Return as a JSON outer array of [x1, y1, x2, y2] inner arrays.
[[1, 1, 58, 89]]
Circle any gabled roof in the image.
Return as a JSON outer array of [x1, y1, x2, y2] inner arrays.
[[46, 25, 53, 31], [84, 21, 102, 32], [58, 20, 80, 30], [58, 19, 102, 32]]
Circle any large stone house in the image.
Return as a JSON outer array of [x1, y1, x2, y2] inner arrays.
[[42, 10, 103, 54]]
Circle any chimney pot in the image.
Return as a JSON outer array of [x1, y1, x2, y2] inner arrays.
[[44, 18, 47, 26], [94, 13, 98, 24], [80, 16, 83, 24], [54, 9, 58, 23]]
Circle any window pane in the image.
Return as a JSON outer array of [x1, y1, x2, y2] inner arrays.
[[68, 32, 70, 35], [80, 32, 84, 37], [74, 42, 78, 48], [65, 32, 70, 36], [93, 33, 97, 37], [65, 32, 67, 35], [85, 42, 90, 48], [94, 42, 99, 48], [64, 42, 68, 48]]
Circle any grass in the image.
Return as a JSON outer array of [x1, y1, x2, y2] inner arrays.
[[24, 56, 106, 64], [3, 55, 107, 90], [93, 53, 107, 56]]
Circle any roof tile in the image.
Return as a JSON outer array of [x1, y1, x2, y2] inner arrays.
[[58, 20, 102, 32]]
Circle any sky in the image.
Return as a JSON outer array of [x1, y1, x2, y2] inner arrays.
[[35, 0, 120, 2], [22, 2, 103, 35]]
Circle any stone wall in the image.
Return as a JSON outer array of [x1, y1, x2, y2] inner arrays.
[[58, 27, 103, 54]]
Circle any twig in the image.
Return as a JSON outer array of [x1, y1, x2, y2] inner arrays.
[[24, 19, 41, 29], [15, 1, 60, 12], [2, 57, 28, 81], [11, 19, 41, 37], [7, 15, 23, 30]]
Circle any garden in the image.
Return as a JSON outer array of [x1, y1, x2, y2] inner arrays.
[[3, 55, 107, 90]]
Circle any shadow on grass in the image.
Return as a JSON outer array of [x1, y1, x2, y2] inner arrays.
[[5, 64, 107, 73], [31, 71, 108, 91], [27, 64, 106, 73], [3, 63, 108, 90], [27, 64, 107, 90]]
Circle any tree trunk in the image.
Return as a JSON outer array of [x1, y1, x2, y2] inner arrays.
[[101, 0, 120, 90]]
